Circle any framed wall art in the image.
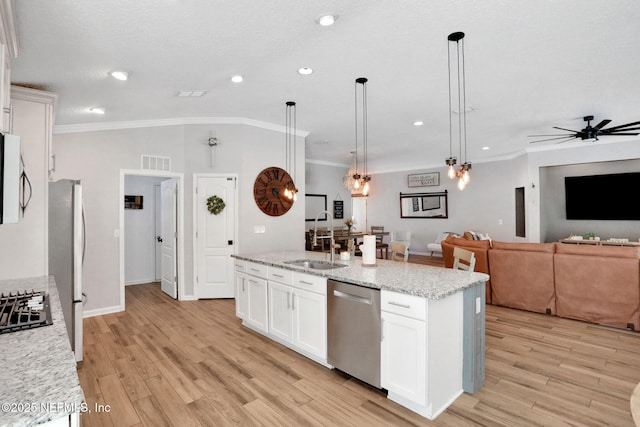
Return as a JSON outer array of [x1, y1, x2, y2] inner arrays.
[[408, 172, 440, 187]]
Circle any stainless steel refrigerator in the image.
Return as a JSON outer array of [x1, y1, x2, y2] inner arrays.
[[49, 179, 84, 362]]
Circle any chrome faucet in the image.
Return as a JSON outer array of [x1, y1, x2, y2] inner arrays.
[[313, 210, 335, 264]]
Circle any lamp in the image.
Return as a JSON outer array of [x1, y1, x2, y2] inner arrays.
[[445, 31, 472, 190], [283, 101, 298, 201], [354, 77, 371, 196]]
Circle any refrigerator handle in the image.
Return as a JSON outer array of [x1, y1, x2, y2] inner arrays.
[[82, 205, 86, 264]]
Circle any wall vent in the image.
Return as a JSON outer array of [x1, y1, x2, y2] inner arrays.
[[141, 155, 171, 172]]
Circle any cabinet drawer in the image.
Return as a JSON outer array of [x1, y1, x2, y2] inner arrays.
[[293, 272, 327, 295], [268, 267, 294, 285], [381, 291, 427, 321], [246, 262, 268, 278], [234, 260, 246, 273]]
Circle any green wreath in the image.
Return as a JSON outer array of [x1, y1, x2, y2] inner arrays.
[[206, 195, 226, 215]]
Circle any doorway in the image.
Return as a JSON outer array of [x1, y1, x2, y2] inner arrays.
[[119, 170, 185, 309]]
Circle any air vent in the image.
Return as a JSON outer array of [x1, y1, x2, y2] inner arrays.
[[141, 155, 171, 172]]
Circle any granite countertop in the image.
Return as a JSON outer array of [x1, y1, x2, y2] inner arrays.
[[233, 251, 489, 299], [0, 276, 84, 427]]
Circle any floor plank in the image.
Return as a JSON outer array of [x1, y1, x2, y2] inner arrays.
[[78, 279, 640, 426]]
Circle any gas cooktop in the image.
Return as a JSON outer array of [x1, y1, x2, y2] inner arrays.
[[0, 290, 52, 334]]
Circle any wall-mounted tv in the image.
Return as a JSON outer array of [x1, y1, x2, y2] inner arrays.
[[565, 172, 640, 220]]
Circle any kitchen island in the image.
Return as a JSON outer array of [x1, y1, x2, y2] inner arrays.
[[232, 250, 489, 420], [0, 276, 84, 427]]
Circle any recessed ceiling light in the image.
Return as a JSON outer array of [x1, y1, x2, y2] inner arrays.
[[231, 75, 243, 83], [110, 71, 129, 81], [298, 67, 313, 75], [482, 146, 490, 150], [88, 107, 105, 114], [316, 14, 338, 26], [413, 121, 424, 126]]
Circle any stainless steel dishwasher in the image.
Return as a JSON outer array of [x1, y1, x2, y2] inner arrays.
[[327, 280, 381, 388]]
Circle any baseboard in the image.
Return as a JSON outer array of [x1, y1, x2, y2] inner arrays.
[[83, 304, 123, 318], [125, 279, 156, 286], [411, 250, 443, 257], [180, 295, 198, 301]]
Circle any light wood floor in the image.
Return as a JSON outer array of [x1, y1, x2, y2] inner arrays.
[[79, 272, 640, 426]]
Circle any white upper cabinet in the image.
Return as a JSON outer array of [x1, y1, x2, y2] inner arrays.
[[0, 0, 19, 134]]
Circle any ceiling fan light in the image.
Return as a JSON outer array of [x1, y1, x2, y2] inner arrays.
[[110, 70, 129, 81]]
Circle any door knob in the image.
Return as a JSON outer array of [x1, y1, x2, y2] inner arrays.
[[157, 236, 163, 242]]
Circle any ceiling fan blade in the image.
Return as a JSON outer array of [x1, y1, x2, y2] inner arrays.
[[529, 135, 578, 143], [600, 120, 640, 132], [553, 137, 578, 144], [593, 119, 611, 130], [597, 132, 639, 136], [552, 126, 579, 133], [601, 126, 640, 133], [528, 134, 574, 137]]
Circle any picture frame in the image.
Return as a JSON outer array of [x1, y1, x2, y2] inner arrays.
[[408, 172, 440, 187], [305, 194, 327, 221], [333, 200, 344, 219], [124, 195, 143, 209]]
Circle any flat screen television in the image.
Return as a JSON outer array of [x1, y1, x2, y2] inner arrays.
[[565, 172, 640, 220]]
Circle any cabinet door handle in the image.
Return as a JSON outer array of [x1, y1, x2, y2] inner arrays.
[[272, 274, 285, 278], [250, 268, 260, 273], [287, 291, 290, 309], [292, 292, 295, 310], [299, 280, 314, 286], [388, 301, 410, 309], [242, 282, 245, 292], [381, 318, 385, 342]]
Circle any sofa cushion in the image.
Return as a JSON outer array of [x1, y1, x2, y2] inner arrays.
[[492, 241, 555, 253], [445, 235, 491, 249], [489, 241, 556, 314], [554, 244, 640, 330]]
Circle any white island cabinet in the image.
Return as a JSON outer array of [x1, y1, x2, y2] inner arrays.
[[267, 266, 328, 363], [381, 289, 464, 420], [232, 251, 488, 422]]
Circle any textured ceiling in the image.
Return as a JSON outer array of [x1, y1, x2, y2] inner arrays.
[[10, 0, 640, 172]]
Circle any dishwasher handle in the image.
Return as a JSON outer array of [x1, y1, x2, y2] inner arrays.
[[332, 289, 373, 305]]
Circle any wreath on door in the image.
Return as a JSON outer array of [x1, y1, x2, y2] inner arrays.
[[206, 195, 226, 215]]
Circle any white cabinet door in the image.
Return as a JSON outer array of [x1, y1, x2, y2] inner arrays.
[[235, 272, 248, 319], [268, 281, 294, 343], [246, 276, 268, 333], [293, 287, 327, 359], [381, 310, 427, 406]]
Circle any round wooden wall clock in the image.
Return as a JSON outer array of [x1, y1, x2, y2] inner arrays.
[[253, 166, 295, 216]]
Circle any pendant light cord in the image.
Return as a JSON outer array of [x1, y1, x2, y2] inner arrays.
[[354, 81, 359, 177], [362, 80, 368, 178], [461, 37, 467, 165], [447, 39, 453, 159]]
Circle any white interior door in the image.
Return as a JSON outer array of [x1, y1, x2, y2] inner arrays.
[[160, 178, 178, 298], [195, 175, 236, 299], [154, 184, 162, 282]]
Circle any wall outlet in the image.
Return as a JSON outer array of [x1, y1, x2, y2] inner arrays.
[[254, 225, 266, 234]]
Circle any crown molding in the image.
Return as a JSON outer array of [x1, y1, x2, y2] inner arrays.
[[11, 85, 58, 106], [53, 116, 310, 137]]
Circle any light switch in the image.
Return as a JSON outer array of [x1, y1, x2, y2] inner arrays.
[[254, 225, 266, 234]]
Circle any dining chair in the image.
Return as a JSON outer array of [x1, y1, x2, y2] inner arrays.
[[370, 225, 389, 259], [453, 247, 476, 271], [390, 231, 412, 249], [390, 242, 409, 262]]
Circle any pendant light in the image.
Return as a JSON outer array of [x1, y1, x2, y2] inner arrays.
[[445, 31, 472, 190], [343, 151, 358, 191], [283, 101, 298, 201], [354, 77, 371, 196]]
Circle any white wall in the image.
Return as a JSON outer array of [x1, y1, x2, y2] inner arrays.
[[124, 175, 166, 285], [304, 162, 352, 229], [361, 155, 529, 254], [52, 122, 305, 314]]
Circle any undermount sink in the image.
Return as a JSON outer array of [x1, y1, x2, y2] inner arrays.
[[284, 259, 348, 270]]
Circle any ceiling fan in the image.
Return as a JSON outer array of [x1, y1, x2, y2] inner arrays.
[[529, 115, 640, 144]]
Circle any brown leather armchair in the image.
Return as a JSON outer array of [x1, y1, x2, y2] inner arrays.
[[488, 241, 556, 314], [554, 243, 640, 330], [442, 235, 492, 303]]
